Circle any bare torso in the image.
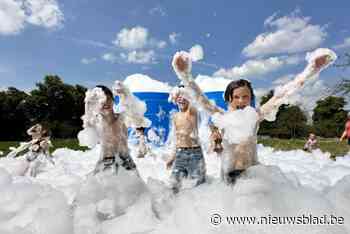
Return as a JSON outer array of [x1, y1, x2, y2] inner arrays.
[[174, 107, 200, 148], [99, 113, 129, 159]]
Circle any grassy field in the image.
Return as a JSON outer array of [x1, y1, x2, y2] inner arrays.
[[0, 139, 88, 157], [259, 138, 349, 159], [0, 138, 348, 158]]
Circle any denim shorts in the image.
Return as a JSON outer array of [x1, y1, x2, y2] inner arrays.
[[99, 153, 137, 174], [170, 147, 206, 192]]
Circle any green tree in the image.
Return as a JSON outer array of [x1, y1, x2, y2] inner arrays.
[[258, 90, 308, 138], [30, 75, 87, 138], [0, 88, 29, 140], [312, 96, 347, 137], [1, 75, 87, 140]]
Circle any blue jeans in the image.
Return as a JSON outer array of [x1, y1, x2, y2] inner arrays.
[[170, 147, 206, 193], [96, 153, 137, 175]]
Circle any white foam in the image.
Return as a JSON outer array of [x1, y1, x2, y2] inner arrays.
[[212, 106, 259, 144], [0, 140, 349, 233]]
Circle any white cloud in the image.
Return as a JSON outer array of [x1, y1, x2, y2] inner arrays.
[[66, 37, 112, 49], [113, 26, 166, 51], [0, 0, 26, 35], [149, 6, 166, 16], [24, 0, 64, 28], [169, 32, 180, 44], [157, 40, 167, 49], [189, 44, 204, 62], [243, 11, 327, 57], [0, 0, 63, 35], [102, 53, 117, 63], [113, 26, 148, 50], [81, 57, 97, 65], [120, 50, 156, 64], [213, 56, 300, 79], [334, 37, 350, 50]]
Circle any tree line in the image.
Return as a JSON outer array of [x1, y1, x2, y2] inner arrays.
[[0, 75, 86, 140], [0, 75, 348, 141], [258, 91, 348, 138]]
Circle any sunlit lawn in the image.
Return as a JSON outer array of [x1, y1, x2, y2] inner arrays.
[[0, 138, 348, 158]]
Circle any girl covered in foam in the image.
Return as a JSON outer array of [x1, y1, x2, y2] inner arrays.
[[172, 48, 337, 184]]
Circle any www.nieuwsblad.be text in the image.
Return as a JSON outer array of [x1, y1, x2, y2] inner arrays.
[[210, 213, 344, 226]]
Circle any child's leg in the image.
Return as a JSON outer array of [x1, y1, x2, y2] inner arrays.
[[169, 150, 187, 193], [188, 148, 206, 186], [119, 153, 137, 170], [28, 159, 41, 177], [226, 169, 245, 184], [93, 157, 117, 175]]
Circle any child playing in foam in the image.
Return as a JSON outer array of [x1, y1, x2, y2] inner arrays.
[[78, 82, 150, 176], [303, 133, 319, 152], [166, 85, 206, 193], [7, 123, 54, 177], [172, 48, 337, 184]]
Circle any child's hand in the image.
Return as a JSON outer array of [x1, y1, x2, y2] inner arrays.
[[172, 51, 192, 79], [314, 55, 331, 71], [176, 55, 189, 72]]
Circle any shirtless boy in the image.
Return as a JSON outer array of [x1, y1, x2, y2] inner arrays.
[[82, 84, 146, 175], [166, 86, 206, 193]]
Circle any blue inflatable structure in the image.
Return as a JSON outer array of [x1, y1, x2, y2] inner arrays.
[[115, 91, 255, 143]]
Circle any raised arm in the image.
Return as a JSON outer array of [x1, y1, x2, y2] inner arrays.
[[113, 81, 151, 128], [81, 88, 105, 128], [260, 48, 337, 121], [172, 51, 223, 115]]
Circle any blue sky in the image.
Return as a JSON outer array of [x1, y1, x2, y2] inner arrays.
[[1, 0, 350, 103]]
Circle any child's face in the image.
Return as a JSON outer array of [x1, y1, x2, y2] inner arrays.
[[230, 86, 252, 110], [176, 95, 189, 111], [101, 96, 114, 113]]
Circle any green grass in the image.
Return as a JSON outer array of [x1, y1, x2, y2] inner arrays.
[[0, 138, 348, 158], [258, 137, 349, 159], [0, 139, 88, 157]]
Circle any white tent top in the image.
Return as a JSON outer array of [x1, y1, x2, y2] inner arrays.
[[123, 73, 232, 93]]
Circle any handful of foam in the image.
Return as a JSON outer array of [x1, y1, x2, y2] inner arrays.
[[172, 51, 193, 83], [78, 87, 106, 148], [212, 106, 258, 144], [113, 80, 151, 128]]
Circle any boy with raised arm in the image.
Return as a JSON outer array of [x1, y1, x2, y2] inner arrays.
[[166, 85, 206, 193], [81, 81, 150, 175]]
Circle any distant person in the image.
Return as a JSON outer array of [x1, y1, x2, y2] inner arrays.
[[303, 133, 318, 152], [135, 127, 149, 158], [166, 85, 206, 193], [7, 123, 54, 177], [340, 113, 350, 145], [209, 125, 223, 154]]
